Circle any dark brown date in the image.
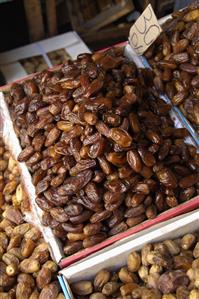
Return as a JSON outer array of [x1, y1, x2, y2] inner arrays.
[[138, 147, 156, 167], [18, 146, 35, 162], [69, 210, 93, 224], [156, 167, 178, 189], [50, 207, 69, 223], [83, 233, 107, 248], [109, 128, 132, 148], [69, 159, 96, 176], [127, 150, 142, 173], [58, 170, 92, 195], [62, 223, 83, 233]]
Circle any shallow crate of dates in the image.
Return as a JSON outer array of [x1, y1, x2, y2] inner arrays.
[[0, 78, 64, 264], [0, 139, 65, 298], [59, 209, 199, 299], [144, 3, 199, 136], [0, 45, 199, 267]]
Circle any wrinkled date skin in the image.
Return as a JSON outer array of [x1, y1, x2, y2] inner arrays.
[[6, 47, 199, 255], [72, 233, 199, 298], [0, 139, 63, 298], [145, 4, 199, 127]]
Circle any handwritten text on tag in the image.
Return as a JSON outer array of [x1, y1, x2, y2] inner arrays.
[[129, 4, 162, 55]]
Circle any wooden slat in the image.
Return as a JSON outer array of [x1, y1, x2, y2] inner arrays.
[[143, 0, 156, 9], [133, 0, 156, 11], [97, 0, 113, 11], [67, 0, 134, 33], [155, 0, 175, 17], [82, 23, 131, 44], [83, 0, 134, 32], [66, 0, 84, 30], [46, 0, 57, 36], [23, 0, 45, 42]]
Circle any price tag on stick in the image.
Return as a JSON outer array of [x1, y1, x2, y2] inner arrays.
[[129, 4, 162, 55]]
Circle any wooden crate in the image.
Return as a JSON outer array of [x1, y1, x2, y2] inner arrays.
[[23, 0, 58, 41], [97, 0, 113, 11], [66, 0, 134, 33]]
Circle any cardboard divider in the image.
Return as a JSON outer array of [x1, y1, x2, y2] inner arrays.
[[0, 31, 90, 83], [59, 209, 199, 298]]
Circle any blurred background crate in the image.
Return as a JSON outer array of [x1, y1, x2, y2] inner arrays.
[[66, 0, 134, 32], [0, 0, 192, 53]]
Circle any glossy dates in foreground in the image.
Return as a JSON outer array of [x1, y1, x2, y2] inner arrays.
[[6, 47, 199, 256]]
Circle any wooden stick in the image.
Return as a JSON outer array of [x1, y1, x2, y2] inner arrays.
[[46, 0, 57, 36], [23, 0, 45, 41]]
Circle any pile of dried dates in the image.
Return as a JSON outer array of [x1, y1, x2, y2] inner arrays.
[[0, 139, 64, 299], [5, 47, 199, 256], [72, 233, 199, 299], [145, 3, 199, 130]]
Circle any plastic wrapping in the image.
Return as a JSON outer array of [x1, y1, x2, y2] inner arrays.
[[59, 209, 199, 298], [0, 92, 63, 263]]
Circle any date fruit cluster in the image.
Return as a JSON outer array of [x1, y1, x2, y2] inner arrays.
[[0, 139, 64, 299], [5, 48, 199, 256], [145, 3, 199, 129], [72, 233, 199, 299]]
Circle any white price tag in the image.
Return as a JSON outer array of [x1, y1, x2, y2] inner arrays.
[[129, 4, 162, 55]]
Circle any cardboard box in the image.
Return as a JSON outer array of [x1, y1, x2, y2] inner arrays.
[[0, 31, 90, 83], [59, 209, 199, 298]]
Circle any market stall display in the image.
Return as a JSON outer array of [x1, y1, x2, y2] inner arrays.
[[145, 3, 199, 132], [0, 138, 64, 298], [0, 5, 199, 297], [2, 47, 198, 260]]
